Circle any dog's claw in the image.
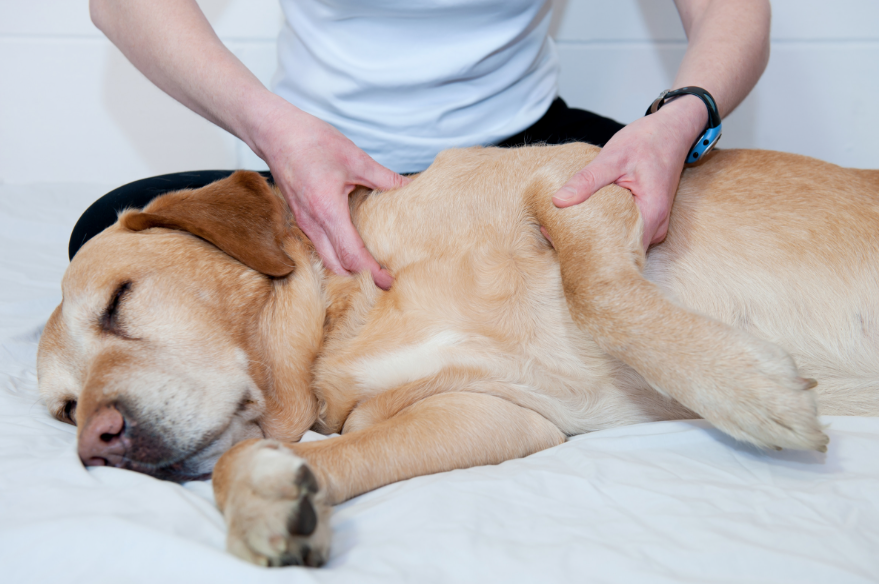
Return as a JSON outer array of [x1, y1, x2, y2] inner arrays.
[[800, 377, 818, 391], [694, 333, 828, 452]]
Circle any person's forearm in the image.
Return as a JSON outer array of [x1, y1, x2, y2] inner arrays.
[[672, 0, 771, 118], [648, 0, 770, 150], [674, 0, 770, 117], [90, 0, 290, 156]]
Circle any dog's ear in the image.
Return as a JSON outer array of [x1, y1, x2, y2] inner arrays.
[[121, 171, 295, 277]]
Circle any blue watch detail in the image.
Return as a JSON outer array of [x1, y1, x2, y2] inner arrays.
[[689, 124, 722, 163], [646, 87, 722, 165]]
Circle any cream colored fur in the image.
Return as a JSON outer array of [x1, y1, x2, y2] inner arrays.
[[37, 144, 879, 567]]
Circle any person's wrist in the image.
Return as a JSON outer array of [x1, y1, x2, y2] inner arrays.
[[237, 91, 304, 165], [653, 94, 709, 145]]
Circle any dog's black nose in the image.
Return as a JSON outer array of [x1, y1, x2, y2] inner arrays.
[[78, 404, 127, 467]]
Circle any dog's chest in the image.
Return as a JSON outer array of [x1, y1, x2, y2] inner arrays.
[[312, 245, 620, 434]]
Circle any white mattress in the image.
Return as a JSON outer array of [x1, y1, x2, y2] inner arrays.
[[1, 183, 877, 583]]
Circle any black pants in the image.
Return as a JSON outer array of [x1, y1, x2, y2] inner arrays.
[[68, 98, 624, 260]]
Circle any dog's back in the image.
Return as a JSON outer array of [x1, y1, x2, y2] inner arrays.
[[651, 149, 879, 414]]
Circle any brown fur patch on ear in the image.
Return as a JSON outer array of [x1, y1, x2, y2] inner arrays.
[[121, 171, 295, 277]]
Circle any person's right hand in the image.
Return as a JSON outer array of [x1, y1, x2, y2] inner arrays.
[[90, 0, 409, 290], [253, 102, 410, 290]]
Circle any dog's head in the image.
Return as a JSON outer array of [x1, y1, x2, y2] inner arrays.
[[37, 172, 323, 481]]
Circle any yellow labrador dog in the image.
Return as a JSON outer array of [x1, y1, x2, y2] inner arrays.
[[37, 144, 878, 567]]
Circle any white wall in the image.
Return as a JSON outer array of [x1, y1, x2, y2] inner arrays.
[[553, 0, 879, 169], [1, 0, 877, 186]]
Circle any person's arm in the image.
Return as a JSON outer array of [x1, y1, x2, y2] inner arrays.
[[552, 0, 771, 249], [90, 0, 407, 288]]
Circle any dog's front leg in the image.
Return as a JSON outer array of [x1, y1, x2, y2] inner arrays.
[[527, 178, 827, 452], [213, 392, 564, 567]]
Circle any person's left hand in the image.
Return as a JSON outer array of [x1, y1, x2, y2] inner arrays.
[[551, 96, 707, 250]]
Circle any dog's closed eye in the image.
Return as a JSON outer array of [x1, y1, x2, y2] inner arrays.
[[101, 281, 132, 337], [59, 399, 77, 426]]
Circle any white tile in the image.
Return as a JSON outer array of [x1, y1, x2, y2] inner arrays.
[[722, 43, 879, 169], [556, 41, 879, 169], [0, 38, 238, 185], [770, 0, 879, 40], [556, 42, 684, 125], [0, 0, 282, 40], [0, 1, 96, 37], [552, 0, 879, 43]]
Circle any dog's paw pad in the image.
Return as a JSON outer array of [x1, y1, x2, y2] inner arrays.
[[224, 441, 331, 568], [287, 496, 317, 536], [293, 464, 319, 497]]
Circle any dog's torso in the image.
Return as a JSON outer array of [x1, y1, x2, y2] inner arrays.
[[311, 146, 879, 438]]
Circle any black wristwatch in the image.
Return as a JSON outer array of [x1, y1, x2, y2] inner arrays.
[[646, 87, 722, 164]]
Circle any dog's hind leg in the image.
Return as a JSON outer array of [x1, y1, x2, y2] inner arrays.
[[524, 174, 827, 452], [213, 392, 564, 567]]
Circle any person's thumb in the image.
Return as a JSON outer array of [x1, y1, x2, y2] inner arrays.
[[552, 157, 621, 208]]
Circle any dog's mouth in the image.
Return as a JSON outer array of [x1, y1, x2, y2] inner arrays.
[[115, 457, 213, 483], [84, 432, 221, 483]]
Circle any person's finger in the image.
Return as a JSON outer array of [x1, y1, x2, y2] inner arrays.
[[300, 226, 350, 276], [325, 209, 394, 290], [332, 221, 394, 289], [552, 154, 624, 208], [299, 203, 393, 289], [293, 209, 350, 276], [357, 156, 412, 192]]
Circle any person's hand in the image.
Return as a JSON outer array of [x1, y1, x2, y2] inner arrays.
[[253, 103, 410, 289], [551, 96, 708, 250]]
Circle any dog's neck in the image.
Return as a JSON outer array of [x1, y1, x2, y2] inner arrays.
[[312, 263, 387, 433], [255, 231, 326, 442], [256, 228, 381, 441]]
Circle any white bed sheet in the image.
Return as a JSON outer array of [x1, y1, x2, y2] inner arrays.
[[1, 183, 877, 584]]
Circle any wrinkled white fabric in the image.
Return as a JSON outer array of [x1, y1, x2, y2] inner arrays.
[[1, 184, 877, 583], [273, 0, 559, 173]]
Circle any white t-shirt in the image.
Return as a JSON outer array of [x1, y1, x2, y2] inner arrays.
[[273, 0, 559, 174]]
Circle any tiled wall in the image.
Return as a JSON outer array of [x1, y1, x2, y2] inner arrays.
[[1, 0, 876, 185]]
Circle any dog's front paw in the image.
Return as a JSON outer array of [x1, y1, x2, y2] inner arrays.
[[700, 336, 828, 452], [222, 440, 331, 567]]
